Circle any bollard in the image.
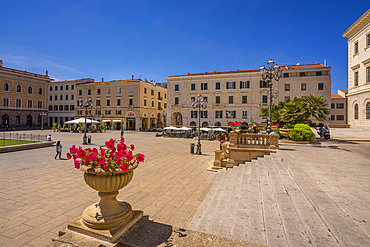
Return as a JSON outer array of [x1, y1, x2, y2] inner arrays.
[[190, 143, 195, 154], [88, 135, 92, 144]]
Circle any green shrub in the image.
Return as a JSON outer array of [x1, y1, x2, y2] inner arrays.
[[275, 128, 284, 139], [70, 126, 75, 131], [294, 123, 311, 131], [193, 131, 202, 136], [288, 129, 315, 142]]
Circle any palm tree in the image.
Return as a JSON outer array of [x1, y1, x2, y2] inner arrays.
[[304, 95, 330, 122]]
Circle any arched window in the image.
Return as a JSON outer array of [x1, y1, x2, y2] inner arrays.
[[202, 122, 209, 127], [38, 87, 43, 95], [367, 102, 370, 119], [28, 86, 33, 94], [15, 115, 21, 124], [37, 115, 42, 124], [354, 104, 359, 119], [27, 99, 33, 108], [2, 114, 9, 127], [16, 98, 22, 108], [3, 97, 9, 107], [190, 121, 196, 126], [37, 100, 43, 109], [3, 82, 9, 91], [16, 84, 22, 93]]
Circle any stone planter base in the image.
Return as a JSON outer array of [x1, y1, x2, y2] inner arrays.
[[68, 210, 143, 242]]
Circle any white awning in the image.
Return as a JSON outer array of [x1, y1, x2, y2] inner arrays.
[[113, 120, 122, 122], [102, 120, 111, 122]]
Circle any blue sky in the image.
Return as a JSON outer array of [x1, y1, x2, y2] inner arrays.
[[0, 1, 368, 93]]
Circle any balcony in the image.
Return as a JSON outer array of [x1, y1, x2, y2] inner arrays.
[[242, 116, 248, 119], [158, 107, 162, 110], [158, 96, 163, 100], [127, 105, 133, 108]]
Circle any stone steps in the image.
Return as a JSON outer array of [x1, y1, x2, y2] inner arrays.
[[188, 150, 351, 247]]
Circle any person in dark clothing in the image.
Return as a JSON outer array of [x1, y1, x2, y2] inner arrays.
[[121, 129, 124, 137], [55, 141, 62, 159]]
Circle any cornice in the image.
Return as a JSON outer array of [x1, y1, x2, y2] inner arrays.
[[342, 8, 370, 38], [351, 63, 360, 70], [0, 70, 50, 83]]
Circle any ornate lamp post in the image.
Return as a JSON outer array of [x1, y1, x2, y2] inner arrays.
[[260, 59, 281, 133], [39, 112, 47, 131], [79, 97, 93, 144], [191, 94, 207, 155]]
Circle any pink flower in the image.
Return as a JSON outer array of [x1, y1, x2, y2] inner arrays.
[[74, 159, 80, 169], [130, 144, 135, 151], [136, 153, 145, 163], [120, 163, 129, 171], [105, 139, 115, 149], [67, 153, 72, 160]]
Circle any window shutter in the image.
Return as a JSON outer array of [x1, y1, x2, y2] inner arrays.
[[240, 81, 242, 89], [226, 82, 229, 89], [247, 81, 250, 88], [201, 83, 203, 90], [260, 80, 262, 88], [233, 110, 236, 118]]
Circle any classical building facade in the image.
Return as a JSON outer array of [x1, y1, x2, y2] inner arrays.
[[342, 8, 370, 129], [166, 63, 331, 127], [330, 89, 348, 127], [0, 60, 50, 129], [76, 77, 167, 130], [47, 78, 94, 127]]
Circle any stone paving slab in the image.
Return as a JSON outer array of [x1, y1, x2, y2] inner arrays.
[[0, 130, 218, 246]]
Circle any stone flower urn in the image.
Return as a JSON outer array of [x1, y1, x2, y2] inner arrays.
[[279, 128, 290, 138], [68, 162, 143, 242]]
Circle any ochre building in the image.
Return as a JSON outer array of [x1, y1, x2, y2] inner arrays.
[[0, 60, 50, 129], [76, 77, 167, 130]]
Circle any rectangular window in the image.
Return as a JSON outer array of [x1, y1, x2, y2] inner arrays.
[[226, 81, 235, 89], [215, 110, 223, 118], [144, 88, 147, 94], [240, 81, 250, 89], [97, 89, 100, 95], [216, 82, 220, 89], [331, 115, 335, 120], [129, 98, 133, 106], [55, 86, 58, 91], [49, 105, 52, 110], [50, 95, 52, 101], [301, 83, 306, 91], [151, 90, 154, 95], [300, 72, 305, 77], [191, 111, 197, 118], [203, 96, 207, 102], [117, 110, 122, 115], [285, 84, 290, 91], [107, 88, 110, 94], [318, 83, 324, 90], [230, 110, 236, 118], [158, 102, 161, 110], [59, 105, 63, 111], [200, 111, 208, 118], [50, 86, 52, 91], [262, 95, 268, 104], [151, 100, 154, 107], [175, 84, 179, 91], [191, 97, 195, 101], [118, 88, 121, 94], [260, 80, 268, 88], [164, 103, 167, 108], [191, 84, 195, 90], [242, 111, 248, 119], [215, 96, 220, 104], [354, 42, 359, 54], [354, 72, 359, 86], [88, 89, 91, 95], [129, 87, 133, 93], [316, 71, 322, 76], [71, 94, 74, 100], [79, 90, 82, 95], [367, 67, 370, 83], [242, 96, 247, 103], [66, 85, 68, 90], [71, 85, 74, 90], [55, 95, 57, 100], [283, 73, 289, 78], [285, 96, 290, 101], [70, 105, 74, 110], [337, 115, 344, 121], [367, 33, 370, 47], [331, 103, 335, 109], [174, 97, 179, 105], [65, 95, 68, 100], [60, 95, 63, 100], [107, 99, 110, 106], [201, 83, 208, 90], [117, 98, 121, 106], [54, 105, 58, 111], [229, 96, 233, 104], [144, 99, 146, 106], [64, 105, 69, 111], [337, 103, 344, 109], [60, 86, 63, 90]]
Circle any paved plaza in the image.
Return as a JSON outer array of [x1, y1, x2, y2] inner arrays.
[[0, 128, 369, 246]]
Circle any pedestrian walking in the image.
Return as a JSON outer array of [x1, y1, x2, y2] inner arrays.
[[55, 141, 62, 159], [121, 129, 124, 137]]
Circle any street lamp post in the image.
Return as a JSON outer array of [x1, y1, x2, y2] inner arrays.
[[80, 97, 93, 144], [40, 112, 47, 131], [191, 94, 207, 155], [260, 59, 281, 133]]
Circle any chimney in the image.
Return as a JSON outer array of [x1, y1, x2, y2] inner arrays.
[[324, 59, 327, 66], [132, 75, 134, 80], [0, 60, 3, 67], [102, 78, 104, 82], [45, 70, 48, 77]]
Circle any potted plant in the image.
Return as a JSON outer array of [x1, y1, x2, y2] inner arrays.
[[97, 125, 101, 132], [57, 124, 61, 132], [52, 123, 57, 132], [63, 124, 67, 132], [228, 121, 242, 131], [220, 131, 228, 142], [88, 125, 92, 133], [70, 126, 75, 133], [67, 138, 145, 233], [103, 125, 108, 133], [268, 123, 280, 132]]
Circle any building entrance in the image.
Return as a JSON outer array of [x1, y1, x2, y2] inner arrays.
[[126, 118, 135, 130]]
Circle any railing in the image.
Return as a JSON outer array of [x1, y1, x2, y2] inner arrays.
[[237, 135, 270, 146], [158, 96, 163, 100], [0, 133, 48, 147], [230, 132, 279, 150]]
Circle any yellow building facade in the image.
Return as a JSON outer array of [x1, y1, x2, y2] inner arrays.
[[76, 78, 167, 130]]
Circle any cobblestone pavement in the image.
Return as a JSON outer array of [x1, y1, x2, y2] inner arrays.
[[0, 130, 218, 247]]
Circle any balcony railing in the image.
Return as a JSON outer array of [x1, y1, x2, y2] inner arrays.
[[158, 96, 163, 100]]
